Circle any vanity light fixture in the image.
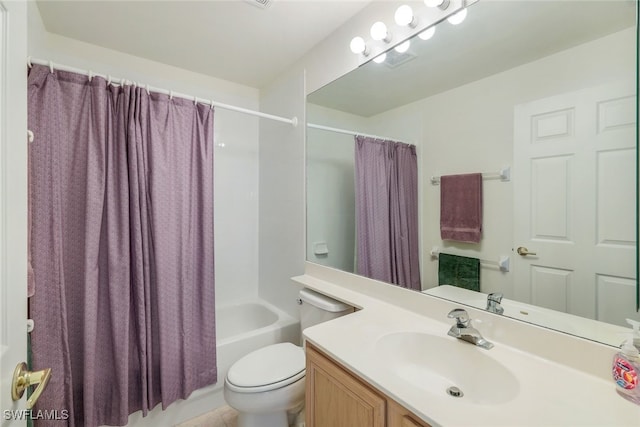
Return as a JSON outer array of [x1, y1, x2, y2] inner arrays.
[[349, 0, 475, 62], [447, 7, 468, 25], [350, 36, 369, 56], [418, 26, 436, 41], [370, 21, 392, 43], [395, 5, 417, 28], [394, 40, 411, 53], [373, 52, 387, 64], [424, 0, 450, 10]]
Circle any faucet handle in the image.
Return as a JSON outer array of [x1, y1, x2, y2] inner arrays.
[[447, 308, 470, 327], [487, 292, 503, 303], [486, 293, 504, 314]]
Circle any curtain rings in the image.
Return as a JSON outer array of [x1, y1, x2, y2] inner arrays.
[[27, 56, 33, 69], [49, 61, 54, 73]]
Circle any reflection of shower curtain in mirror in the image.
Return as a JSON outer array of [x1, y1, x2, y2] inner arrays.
[[355, 136, 420, 290], [28, 64, 217, 427]]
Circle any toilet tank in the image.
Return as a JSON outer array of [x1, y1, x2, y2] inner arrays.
[[298, 288, 353, 333]]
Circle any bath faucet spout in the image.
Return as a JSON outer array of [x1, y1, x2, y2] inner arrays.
[[447, 308, 494, 350]]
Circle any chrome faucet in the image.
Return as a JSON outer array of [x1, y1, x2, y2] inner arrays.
[[486, 292, 504, 315], [447, 308, 494, 350]]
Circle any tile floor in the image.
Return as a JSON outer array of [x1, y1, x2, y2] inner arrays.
[[176, 405, 305, 427], [175, 405, 238, 427]]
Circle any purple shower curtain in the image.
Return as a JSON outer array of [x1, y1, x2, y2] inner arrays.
[[355, 136, 420, 290], [28, 64, 216, 427]]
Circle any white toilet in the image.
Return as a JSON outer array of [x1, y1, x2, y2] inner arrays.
[[224, 288, 353, 427]]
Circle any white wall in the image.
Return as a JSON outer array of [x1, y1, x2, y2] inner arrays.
[[27, 3, 261, 305], [258, 69, 307, 316]]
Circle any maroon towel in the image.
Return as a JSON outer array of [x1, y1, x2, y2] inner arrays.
[[440, 173, 483, 243]]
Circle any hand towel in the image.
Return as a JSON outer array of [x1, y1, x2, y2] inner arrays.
[[440, 173, 483, 243], [438, 253, 480, 292]]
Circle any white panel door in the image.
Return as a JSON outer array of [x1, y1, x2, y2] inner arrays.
[[514, 81, 637, 324], [0, 1, 28, 424]]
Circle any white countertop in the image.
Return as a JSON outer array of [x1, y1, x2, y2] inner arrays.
[[295, 270, 640, 427]]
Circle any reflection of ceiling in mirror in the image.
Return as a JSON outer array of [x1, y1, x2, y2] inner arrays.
[[308, 0, 636, 117]]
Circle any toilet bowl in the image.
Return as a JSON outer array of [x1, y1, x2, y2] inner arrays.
[[223, 289, 353, 427], [223, 342, 306, 427]]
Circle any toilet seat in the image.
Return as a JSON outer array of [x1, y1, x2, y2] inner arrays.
[[226, 342, 305, 393]]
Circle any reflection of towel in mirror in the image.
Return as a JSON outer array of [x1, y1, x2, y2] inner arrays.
[[440, 173, 482, 243], [438, 253, 480, 292]]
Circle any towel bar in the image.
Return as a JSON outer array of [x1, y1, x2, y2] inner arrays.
[[430, 166, 510, 185], [430, 246, 510, 272]]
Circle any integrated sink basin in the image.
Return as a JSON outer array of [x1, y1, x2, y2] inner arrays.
[[375, 332, 520, 405]]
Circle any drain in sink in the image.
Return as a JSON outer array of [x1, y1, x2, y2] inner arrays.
[[446, 386, 464, 397]]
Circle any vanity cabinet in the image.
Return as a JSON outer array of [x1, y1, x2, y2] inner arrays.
[[305, 343, 431, 427]]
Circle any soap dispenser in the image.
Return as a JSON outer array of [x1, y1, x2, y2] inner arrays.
[[612, 319, 640, 405]]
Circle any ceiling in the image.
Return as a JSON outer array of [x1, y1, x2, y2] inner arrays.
[[35, 0, 371, 89], [308, 0, 637, 117]]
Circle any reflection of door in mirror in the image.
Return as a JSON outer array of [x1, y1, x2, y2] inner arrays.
[[513, 81, 637, 325]]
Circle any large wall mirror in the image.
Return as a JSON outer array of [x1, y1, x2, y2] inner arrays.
[[306, 0, 638, 347]]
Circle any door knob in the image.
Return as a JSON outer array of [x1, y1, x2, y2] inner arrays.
[[11, 362, 51, 409], [516, 246, 537, 256]]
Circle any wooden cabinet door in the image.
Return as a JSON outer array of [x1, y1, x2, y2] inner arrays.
[[306, 343, 385, 427], [387, 399, 432, 427]]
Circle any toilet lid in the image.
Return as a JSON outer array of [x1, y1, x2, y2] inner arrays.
[[226, 343, 305, 391]]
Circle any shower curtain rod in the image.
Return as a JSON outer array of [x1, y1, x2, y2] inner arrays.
[[307, 122, 411, 145], [27, 57, 298, 127]]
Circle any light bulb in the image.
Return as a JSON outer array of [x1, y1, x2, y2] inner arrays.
[[373, 53, 387, 64], [394, 5, 416, 27], [418, 26, 436, 41], [447, 8, 467, 25], [370, 21, 390, 42], [350, 37, 367, 55], [394, 40, 410, 53]]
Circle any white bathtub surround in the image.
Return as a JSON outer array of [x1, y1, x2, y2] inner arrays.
[[295, 263, 639, 426]]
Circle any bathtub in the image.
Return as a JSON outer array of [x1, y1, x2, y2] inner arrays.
[[123, 299, 300, 427], [215, 300, 300, 393]]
